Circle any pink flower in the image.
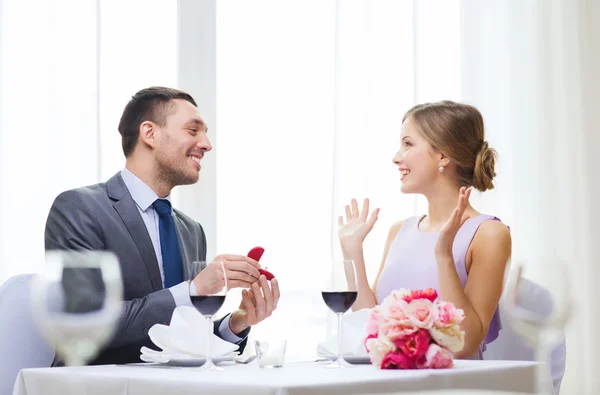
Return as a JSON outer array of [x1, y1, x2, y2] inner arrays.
[[366, 306, 382, 335], [428, 324, 465, 353], [409, 288, 438, 302], [380, 319, 418, 339], [416, 344, 454, 369], [381, 296, 410, 322], [381, 350, 417, 369], [407, 298, 437, 329], [365, 336, 395, 367], [393, 328, 431, 360], [434, 300, 465, 328], [367, 290, 463, 370], [387, 288, 413, 303], [364, 333, 378, 352]]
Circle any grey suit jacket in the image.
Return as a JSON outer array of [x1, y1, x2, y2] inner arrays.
[[45, 172, 247, 365]]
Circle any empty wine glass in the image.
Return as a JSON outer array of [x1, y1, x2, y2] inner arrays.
[[189, 260, 227, 371], [321, 259, 358, 368], [500, 258, 571, 394], [30, 250, 123, 366]]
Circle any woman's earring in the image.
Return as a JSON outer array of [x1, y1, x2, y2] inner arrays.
[[438, 166, 445, 173]]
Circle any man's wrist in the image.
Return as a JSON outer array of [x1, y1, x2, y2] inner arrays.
[[229, 309, 250, 335]]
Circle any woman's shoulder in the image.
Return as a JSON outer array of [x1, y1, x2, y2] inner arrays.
[[383, 220, 405, 247], [387, 215, 422, 234], [465, 214, 511, 273], [466, 212, 509, 231], [388, 219, 405, 233], [385, 216, 422, 241], [472, 215, 511, 248], [473, 213, 509, 229]]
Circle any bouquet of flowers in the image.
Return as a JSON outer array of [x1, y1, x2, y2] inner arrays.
[[365, 288, 465, 369]]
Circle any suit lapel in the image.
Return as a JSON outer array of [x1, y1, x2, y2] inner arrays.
[[107, 173, 163, 291]]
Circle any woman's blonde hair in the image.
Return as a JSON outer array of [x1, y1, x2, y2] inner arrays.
[[403, 100, 497, 192]]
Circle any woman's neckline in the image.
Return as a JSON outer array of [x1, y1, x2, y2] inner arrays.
[[416, 213, 484, 234]]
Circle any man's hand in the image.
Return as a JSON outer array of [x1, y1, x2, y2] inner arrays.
[[229, 275, 280, 334], [193, 254, 262, 294]]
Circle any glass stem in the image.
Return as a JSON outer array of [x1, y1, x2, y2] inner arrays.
[[64, 344, 85, 367], [534, 341, 553, 395], [65, 355, 84, 367], [337, 312, 343, 364], [206, 315, 212, 366]]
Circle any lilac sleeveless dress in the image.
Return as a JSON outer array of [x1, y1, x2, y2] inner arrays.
[[375, 214, 503, 360]]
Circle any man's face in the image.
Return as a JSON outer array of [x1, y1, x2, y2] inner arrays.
[[153, 99, 212, 187]]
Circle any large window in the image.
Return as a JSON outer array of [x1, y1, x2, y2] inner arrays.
[[0, 0, 177, 282], [215, 0, 462, 355], [99, 0, 178, 180]]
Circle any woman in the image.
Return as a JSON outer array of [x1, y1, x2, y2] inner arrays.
[[338, 101, 511, 359]]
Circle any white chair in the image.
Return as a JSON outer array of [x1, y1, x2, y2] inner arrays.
[[0, 274, 55, 395], [483, 278, 566, 394]]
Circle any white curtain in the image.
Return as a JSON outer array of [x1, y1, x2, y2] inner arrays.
[[461, 1, 600, 393], [215, 1, 599, 392], [98, 0, 178, 180], [214, 0, 337, 355], [0, 0, 177, 282], [332, 0, 462, 281], [0, 0, 99, 281], [214, 0, 463, 356]]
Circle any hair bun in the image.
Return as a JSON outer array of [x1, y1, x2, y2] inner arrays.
[[473, 141, 497, 192]]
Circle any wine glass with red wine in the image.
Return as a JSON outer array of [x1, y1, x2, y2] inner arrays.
[[321, 259, 358, 368], [189, 260, 228, 371]]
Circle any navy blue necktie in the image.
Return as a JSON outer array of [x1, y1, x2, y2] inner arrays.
[[153, 199, 183, 288]]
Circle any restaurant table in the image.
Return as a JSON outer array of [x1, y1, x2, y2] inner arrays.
[[13, 359, 551, 395]]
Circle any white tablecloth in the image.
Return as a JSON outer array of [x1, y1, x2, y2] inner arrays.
[[13, 360, 550, 395]]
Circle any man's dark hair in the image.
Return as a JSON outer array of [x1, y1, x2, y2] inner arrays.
[[118, 86, 197, 157]]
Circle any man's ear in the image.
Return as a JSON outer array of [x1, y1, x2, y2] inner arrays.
[[139, 121, 157, 149]]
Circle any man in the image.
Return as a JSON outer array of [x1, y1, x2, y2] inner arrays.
[[45, 86, 280, 365]]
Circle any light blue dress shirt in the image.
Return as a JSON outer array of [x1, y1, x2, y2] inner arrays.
[[120, 168, 244, 343]]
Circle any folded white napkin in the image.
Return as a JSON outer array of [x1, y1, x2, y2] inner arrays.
[[317, 309, 370, 357], [140, 306, 240, 363]]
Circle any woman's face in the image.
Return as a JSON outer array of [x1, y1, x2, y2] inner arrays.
[[392, 117, 443, 194]]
